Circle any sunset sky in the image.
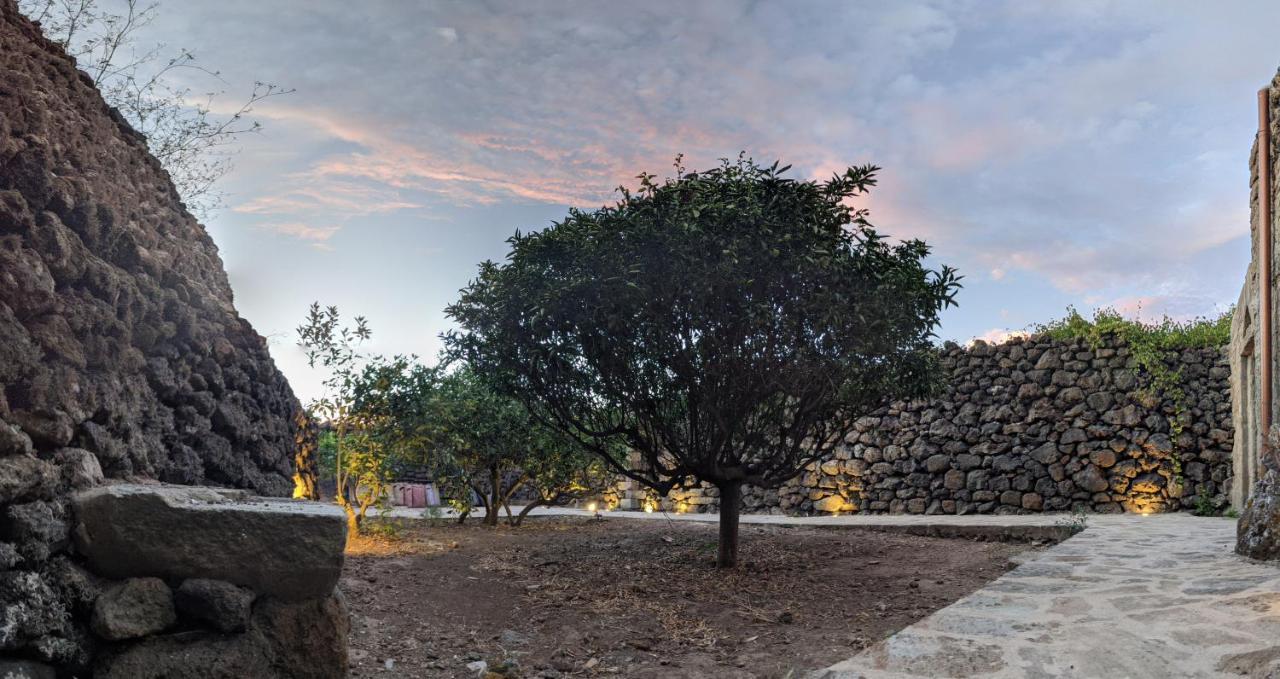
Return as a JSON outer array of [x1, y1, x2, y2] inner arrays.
[[119, 1, 1280, 401]]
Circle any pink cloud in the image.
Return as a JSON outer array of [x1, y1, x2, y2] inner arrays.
[[256, 221, 341, 250], [969, 328, 1030, 346]]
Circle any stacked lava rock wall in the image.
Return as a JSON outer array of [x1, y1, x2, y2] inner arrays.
[[659, 335, 1233, 516], [0, 1, 303, 671]]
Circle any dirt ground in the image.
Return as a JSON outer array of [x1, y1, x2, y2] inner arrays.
[[341, 516, 1036, 678]]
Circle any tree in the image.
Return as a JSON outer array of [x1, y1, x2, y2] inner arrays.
[[446, 156, 961, 567], [423, 368, 613, 527], [297, 303, 375, 535], [18, 0, 290, 215]]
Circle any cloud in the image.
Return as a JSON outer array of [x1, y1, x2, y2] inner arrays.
[[131, 0, 1280, 400], [970, 328, 1030, 346], [254, 221, 342, 250], [238, 183, 423, 218]]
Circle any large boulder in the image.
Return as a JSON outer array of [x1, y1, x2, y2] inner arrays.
[[0, 455, 57, 504], [94, 631, 276, 679], [176, 579, 255, 633], [72, 484, 346, 601], [90, 577, 176, 641], [93, 592, 349, 679], [0, 660, 56, 679], [0, 570, 71, 651], [253, 592, 350, 679]]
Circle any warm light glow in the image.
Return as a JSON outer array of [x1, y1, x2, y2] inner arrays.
[[586, 502, 598, 512], [644, 503, 655, 513]]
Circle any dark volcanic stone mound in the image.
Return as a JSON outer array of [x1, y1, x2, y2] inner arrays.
[[0, 0, 299, 495]]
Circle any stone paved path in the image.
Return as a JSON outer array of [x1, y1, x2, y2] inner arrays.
[[816, 514, 1280, 679], [385, 506, 1280, 677]]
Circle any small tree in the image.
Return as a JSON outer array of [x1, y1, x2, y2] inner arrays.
[[297, 303, 374, 535], [425, 368, 613, 527], [446, 156, 960, 566], [512, 428, 615, 527]]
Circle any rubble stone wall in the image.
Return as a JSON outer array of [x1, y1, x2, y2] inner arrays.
[[652, 335, 1233, 516], [0, 3, 323, 675]]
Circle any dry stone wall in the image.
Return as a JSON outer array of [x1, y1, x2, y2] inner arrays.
[[657, 335, 1233, 516], [73, 485, 349, 679], [0, 3, 330, 675]]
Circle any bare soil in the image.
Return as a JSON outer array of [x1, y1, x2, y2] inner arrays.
[[342, 516, 1034, 678]]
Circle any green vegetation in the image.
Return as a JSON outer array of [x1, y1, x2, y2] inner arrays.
[[417, 368, 614, 527], [446, 155, 960, 567], [297, 303, 385, 536], [1193, 485, 1217, 517], [1033, 306, 1230, 350], [316, 431, 338, 481], [298, 303, 612, 531]]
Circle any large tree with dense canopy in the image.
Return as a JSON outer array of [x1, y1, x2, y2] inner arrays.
[[446, 156, 960, 567]]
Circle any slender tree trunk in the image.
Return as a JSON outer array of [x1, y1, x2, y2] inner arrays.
[[487, 465, 501, 527], [513, 496, 550, 527], [716, 481, 742, 568], [339, 500, 360, 537], [468, 482, 490, 526]]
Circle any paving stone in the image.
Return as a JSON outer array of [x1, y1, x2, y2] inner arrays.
[[813, 514, 1280, 679]]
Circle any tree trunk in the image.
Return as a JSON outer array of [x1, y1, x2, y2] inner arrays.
[[716, 481, 741, 568], [486, 465, 501, 527], [500, 475, 527, 526], [513, 497, 548, 527], [468, 482, 490, 526], [338, 498, 360, 538]]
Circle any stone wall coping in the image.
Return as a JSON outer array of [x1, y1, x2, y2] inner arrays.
[[72, 483, 346, 601]]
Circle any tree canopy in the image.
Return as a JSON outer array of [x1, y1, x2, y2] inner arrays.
[[446, 156, 961, 567], [415, 367, 613, 526]]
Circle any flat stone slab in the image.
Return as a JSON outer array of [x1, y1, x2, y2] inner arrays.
[[73, 483, 346, 601], [813, 514, 1280, 678]]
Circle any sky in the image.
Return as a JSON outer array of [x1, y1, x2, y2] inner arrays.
[[99, 0, 1280, 402]]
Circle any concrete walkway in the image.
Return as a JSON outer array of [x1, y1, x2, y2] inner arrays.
[[385, 506, 1280, 677]]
